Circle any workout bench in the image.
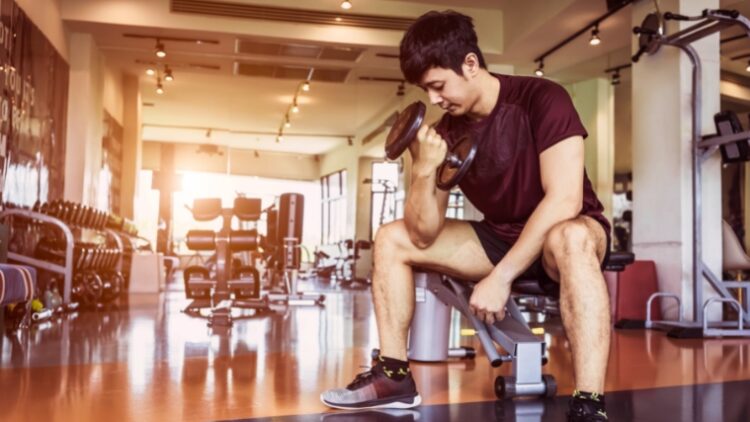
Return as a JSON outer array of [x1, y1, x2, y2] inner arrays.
[[374, 251, 634, 399]]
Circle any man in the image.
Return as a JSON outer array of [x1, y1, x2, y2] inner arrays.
[[321, 10, 612, 422]]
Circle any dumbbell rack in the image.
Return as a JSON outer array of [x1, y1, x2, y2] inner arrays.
[[0, 208, 125, 307]]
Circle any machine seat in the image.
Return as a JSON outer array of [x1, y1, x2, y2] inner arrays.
[[510, 251, 635, 297]]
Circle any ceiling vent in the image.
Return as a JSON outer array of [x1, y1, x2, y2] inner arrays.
[[171, 0, 414, 30], [234, 62, 350, 83], [236, 39, 364, 62]]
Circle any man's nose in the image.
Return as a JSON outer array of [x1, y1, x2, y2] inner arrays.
[[427, 90, 442, 105]]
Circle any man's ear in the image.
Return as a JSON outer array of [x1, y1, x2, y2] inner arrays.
[[462, 53, 480, 78]]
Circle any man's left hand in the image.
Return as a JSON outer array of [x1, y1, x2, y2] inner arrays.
[[468, 273, 513, 325]]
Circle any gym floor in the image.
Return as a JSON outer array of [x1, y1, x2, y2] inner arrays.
[[1, 279, 749, 422]]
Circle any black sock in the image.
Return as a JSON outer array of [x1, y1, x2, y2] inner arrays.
[[569, 390, 607, 420], [377, 355, 411, 381]]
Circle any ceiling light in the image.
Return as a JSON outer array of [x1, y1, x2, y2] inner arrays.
[[146, 68, 155, 76], [164, 66, 174, 82], [589, 26, 601, 46], [746, 60, 750, 72], [535, 61, 544, 77], [156, 81, 164, 95], [340, 0, 352, 10], [291, 101, 299, 113], [155, 40, 166, 58], [276, 134, 283, 143], [302, 80, 311, 92], [335, 17, 343, 22], [284, 115, 291, 128]]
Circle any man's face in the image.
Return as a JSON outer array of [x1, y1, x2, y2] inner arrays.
[[418, 66, 472, 116]]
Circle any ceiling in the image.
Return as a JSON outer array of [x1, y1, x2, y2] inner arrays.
[[61, 0, 750, 156]]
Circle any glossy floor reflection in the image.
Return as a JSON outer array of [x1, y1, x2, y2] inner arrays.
[[2, 279, 750, 421], [239, 379, 750, 422]]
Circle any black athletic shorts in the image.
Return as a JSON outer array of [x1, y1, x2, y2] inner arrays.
[[469, 220, 611, 298]]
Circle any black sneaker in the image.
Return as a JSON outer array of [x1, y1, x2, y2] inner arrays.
[[320, 362, 421, 410], [567, 393, 608, 421]]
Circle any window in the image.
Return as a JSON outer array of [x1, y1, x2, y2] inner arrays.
[[370, 162, 400, 239], [321, 170, 347, 244], [166, 171, 320, 255], [446, 189, 465, 219]]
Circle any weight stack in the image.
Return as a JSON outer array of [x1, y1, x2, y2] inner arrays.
[[278, 193, 304, 269]]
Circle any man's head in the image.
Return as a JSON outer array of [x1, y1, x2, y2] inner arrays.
[[400, 10, 488, 116]]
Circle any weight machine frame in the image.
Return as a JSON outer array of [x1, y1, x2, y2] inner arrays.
[[634, 9, 750, 338]]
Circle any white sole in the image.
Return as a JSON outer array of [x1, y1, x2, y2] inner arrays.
[[320, 394, 422, 410]]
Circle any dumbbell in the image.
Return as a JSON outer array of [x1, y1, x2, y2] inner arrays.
[[385, 100, 478, 190]]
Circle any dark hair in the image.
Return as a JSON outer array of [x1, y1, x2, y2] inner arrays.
[[399, 10, 487, 85]]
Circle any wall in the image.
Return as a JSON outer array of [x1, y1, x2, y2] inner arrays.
[[564, 78, 615, 222], [16, 0, 68, 60], [64, 33, 125, 207], [120, 75, 142, 219], [614, 80, 632, 175], [141, 141, 320, 181]]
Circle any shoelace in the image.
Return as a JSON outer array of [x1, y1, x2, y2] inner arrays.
[[347, 366, 377, 390]]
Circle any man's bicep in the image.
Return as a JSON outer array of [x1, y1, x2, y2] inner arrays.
[[539, 136, 585, 199]]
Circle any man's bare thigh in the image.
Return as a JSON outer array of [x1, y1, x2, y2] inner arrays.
[[399, 219, 495, 281]]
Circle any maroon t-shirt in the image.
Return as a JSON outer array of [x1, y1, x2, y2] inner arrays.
[[436, 73, 611, 244]]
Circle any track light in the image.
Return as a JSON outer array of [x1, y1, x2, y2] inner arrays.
[[291, 101, 299, 113], [284, 114, 291, 128], [276, 134, 283, 143], [156, 78, 164, 95], [535, 61, 544, 77], [397, 81, 405, 96], [164, 66, 174, 82], [589, 26, 601, 46], [146, 67, 155, 76], [155, 40, 166, 58], [611, 70, 621, 85], [302, 80, 310, 92], [254, 150, 260, 158], [340, 0, 352, 10], [746, 60, 750, 72]]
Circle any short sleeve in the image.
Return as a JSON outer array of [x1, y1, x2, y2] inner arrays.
[[529, 81, 588, 154]]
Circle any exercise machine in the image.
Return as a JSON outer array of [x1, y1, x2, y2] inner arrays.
[[182, 197, 265, 327]]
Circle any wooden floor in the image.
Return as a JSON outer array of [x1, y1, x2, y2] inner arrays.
[[2, 280, 750, 421]]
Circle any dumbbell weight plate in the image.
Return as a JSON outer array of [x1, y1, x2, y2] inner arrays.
[[82, 271, 104, 305], [436, 132, 478, 190], [385, 101, 426, 160]]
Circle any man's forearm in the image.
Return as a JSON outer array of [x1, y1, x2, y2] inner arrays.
[[403, 170, 444, 248], [493, 196, 581, 282]]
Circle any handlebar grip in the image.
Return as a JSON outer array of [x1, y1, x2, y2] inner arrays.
[[712, 9, 740, 19], [664, 12, 690, 21]]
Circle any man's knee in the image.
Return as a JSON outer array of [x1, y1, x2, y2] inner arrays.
[[374, 220, 412, 259], [544, 219, 597, 260]]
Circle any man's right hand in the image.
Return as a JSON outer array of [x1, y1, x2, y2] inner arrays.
[[408, 125, 448, 177]]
